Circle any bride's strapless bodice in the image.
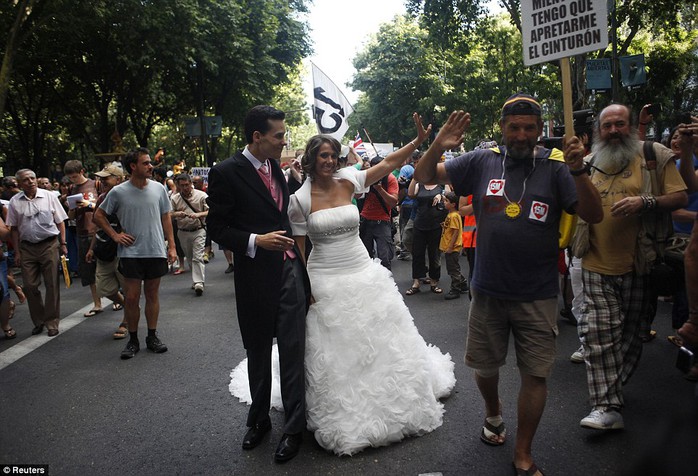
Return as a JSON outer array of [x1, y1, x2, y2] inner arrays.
[[306, 205, 370, 275]]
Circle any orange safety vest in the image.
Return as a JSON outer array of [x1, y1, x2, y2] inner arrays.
[[462, 195, 477, 248]]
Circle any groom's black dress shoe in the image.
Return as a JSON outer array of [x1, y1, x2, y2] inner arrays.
[[242, 420, 272, 450], [274, 433, 302, 463]]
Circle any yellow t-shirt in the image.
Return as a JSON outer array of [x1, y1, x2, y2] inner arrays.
[[440, 211, 463, 253], [583, 153, 686, 275]]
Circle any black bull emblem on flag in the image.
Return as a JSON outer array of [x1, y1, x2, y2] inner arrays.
[[313, 87, 348, 134]]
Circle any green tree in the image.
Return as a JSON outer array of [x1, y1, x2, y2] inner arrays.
[[0, 0, 44, 119], [0, 0, 311, 173], [271, 62, 312, 153], [349, 14, 559, 149], [448, 16, 559, 143], [407, 0, 698, 118], [192, 0, 311, 164], [617, 27, 698, 135], [350, 15, 445, 146]]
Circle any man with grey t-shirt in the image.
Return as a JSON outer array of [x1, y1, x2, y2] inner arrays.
[[94, 147, 177, 360]]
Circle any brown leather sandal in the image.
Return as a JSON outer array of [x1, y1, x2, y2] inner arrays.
[[113, 324, 128, 340]]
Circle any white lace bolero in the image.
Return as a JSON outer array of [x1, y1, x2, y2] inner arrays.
[[288, 167, 369, 236]]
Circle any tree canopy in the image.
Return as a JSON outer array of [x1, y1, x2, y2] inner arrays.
[[3, 1, 697, 173], [0, 0, 311, 174], [351, 1, 697, 147]]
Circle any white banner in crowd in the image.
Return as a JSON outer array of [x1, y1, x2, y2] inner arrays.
[[190, 167, 210, 184], [311, 63, 354, 141]]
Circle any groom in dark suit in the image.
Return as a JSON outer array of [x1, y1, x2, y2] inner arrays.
[[207, 105, 309, 463]]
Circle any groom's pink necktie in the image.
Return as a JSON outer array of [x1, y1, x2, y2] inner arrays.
[[257, 161, 281, 210], [257, 160, 295, 259]]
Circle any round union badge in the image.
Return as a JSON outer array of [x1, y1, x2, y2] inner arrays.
[[505, 202, 522, 219]]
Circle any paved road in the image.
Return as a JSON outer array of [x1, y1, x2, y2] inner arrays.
[[1, 254, 696, 475]]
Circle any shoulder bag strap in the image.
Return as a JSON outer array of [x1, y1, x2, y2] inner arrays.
[[180, 194, 206, 228], [369, 186, 391, 216]]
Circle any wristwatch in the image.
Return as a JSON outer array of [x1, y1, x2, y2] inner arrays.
[[569, 164, 589, 176]]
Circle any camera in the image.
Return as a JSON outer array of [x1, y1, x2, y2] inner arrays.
[[647, 103, 662, 116], [676, 346, 695, 374]]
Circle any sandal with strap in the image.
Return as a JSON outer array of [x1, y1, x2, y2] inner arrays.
[[3, 327, 17, 340], [113, 324, 128, 340], [112, 302, 123, 311], [667, 335, 683, 348], [430, 285, 443, 294], [405, 286, 421, 296], [481, 418, 506, 446], [513, 462, 545, 476]]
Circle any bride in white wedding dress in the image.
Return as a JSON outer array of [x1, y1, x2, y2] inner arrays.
[[229, 114, 456, 456]]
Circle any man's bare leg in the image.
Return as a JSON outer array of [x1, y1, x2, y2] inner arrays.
[[513, 371, 547, 475], [475, 371, 506, 445]]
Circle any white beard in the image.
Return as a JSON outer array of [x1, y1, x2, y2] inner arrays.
[[591, 131, 639, 175]]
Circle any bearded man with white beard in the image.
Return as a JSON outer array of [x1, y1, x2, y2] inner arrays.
[[578, 104, 688, 431]]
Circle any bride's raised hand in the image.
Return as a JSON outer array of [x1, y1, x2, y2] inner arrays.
[[367, 111, 432, 184]]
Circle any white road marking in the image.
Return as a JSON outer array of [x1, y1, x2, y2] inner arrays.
[[0, 303, 95, 371]]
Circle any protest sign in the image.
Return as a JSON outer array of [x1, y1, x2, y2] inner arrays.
[[521, 1, 609, 136], [190, 167, 211, 185], [522, 0, 608, 67]]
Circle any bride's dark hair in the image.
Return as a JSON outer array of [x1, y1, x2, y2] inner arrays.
[[302, 134, 341, 179]]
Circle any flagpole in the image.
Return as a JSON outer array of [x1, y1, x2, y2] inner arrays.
[[361, 126, 380, 157]]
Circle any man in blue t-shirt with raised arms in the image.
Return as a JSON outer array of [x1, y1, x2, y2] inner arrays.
[[94, 147, 177, 360], [415, 93, 603, 476]]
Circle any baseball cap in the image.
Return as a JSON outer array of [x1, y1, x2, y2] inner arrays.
[[95, 164, 125, 178], [501, 93, 542, 117]]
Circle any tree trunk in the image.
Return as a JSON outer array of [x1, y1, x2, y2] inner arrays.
[[0, 0, 36, 118]]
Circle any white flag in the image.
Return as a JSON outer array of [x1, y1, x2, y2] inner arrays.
[[311, 63, 354, 141]]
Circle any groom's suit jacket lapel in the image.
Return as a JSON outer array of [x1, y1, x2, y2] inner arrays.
[[234, 154, 288, 213]]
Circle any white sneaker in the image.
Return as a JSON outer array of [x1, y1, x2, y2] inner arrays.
[[194, 282, 204, 296], [570, 345, 585, 363], [580, 408, 624, 430]]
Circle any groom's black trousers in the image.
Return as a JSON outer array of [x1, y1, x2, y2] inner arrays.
[[246, 257, 307, 435]]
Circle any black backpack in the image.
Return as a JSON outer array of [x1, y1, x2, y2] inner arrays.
[[93, 214, 121, 261]]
